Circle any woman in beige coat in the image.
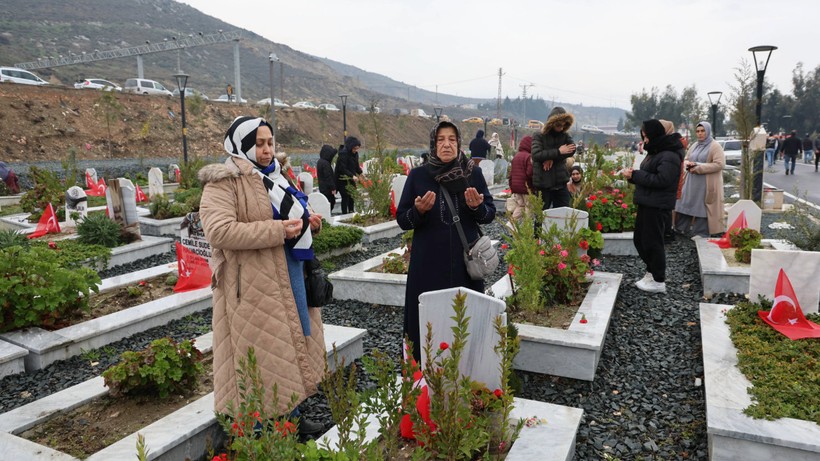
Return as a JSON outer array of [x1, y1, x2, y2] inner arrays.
[[674, 121, 725, 237], [199, 116, 326, 434]]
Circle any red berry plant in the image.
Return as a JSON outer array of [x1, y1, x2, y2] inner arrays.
[[583, 187, 636, 233]]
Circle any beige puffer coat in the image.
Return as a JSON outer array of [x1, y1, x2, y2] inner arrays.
[[199, 157, 326, 416], [687, 142, 725, 234]]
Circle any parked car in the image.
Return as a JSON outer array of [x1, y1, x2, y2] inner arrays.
[[488, 118, 503, 126], [214, 94, 247, 103], [123, 78, 172, 96], [172, 88, 209, 100], [0, 67, 48, 85], [256, 97, 289, 107], [74, 78, 121, 91], [318, 103, 340, 111], [581, 124, 605, 134], [349, 103, 368, 112], [411, 108, 430, 118], [527, 120, 545, 129], [717, 139, 742, 165], [462, 117, 484, 124], [292, 101, 318, 109]]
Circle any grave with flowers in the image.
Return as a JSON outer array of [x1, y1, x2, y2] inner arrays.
[[581, 187, 638, 256], [493, 199, 621, 381], [699, 260, 820, 460]]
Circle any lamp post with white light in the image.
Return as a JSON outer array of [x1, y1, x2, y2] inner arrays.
[[269, 53, 279, 135], [707, 91, 722, 138], [748, 45, 777, 202], [434, 107, 442, 123], [174, 72, 189, 165], [340, 94, 348, 143]]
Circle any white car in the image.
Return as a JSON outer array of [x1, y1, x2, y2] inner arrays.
[[318, 103, 340, 111], [214, 94, 247, 103], [581, 124, 605, 134], [0, 67, 48, 85], [293, 101, 318, 109], [718, 139, 742, 165], [74, 78, 121, 91], [123, 78, 172, 96], [172, 88, 209, 100], [256, 98, 289, 107]]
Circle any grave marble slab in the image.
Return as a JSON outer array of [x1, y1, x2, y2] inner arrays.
[[105, 235, 174, 269], [749, 249, 820, 314], [542, 206, 588, 233], [601, 231, 638, 256], [148, 167, 164, 197], [85, 168, 98, 185], [331, 213, 403, 242], [64, 186, 87, 227], [329, 248, 408, 307], [700, 303, 820, 460], [138, 215, 185, 237], [390, 174, 407, 204], [727, 199, 762, 232], [308, 192, 332, 219], [479, 159, 495, 186], [0, 340, 28, 379], [298, 171, 314, 193], [419, 287, 506, 391]]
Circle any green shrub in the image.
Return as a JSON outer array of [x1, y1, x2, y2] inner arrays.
[[177, 158, 209, 191], [0, 179, 12, 196], [149, 194, 191, 219], [312, 220, 364, 255], [102, 337, 204, 398], [0, 245, 100, 332], [729, 228, 762, 263], [173, 187, 202, 212], [31, 239, 111, 269], [76, 213, 124, 248], [19, 166, 65, 215], [381, 252, 408, 274], [0, 229, 30, 250]]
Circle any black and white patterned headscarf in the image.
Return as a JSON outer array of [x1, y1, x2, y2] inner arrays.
[[224, 116, 313, 260]]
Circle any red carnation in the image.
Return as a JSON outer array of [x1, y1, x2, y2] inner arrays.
[[596, 222, 603, 231], [48, 241, 57, 249], [589, 195, 598, 201], [579, 240, 589, 250], [586, 201, 593, 208], [493, 389, 503, 398], [439, 342, 449, 351], [601, 198, 609, 204]]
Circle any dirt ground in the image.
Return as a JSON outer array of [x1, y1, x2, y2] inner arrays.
[[0, 84, 440, 163]]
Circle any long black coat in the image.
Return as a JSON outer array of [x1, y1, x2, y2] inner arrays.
[[396, 165, 496, 361]]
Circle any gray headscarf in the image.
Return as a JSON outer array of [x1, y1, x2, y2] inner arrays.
[[689, 121, 713, 162]]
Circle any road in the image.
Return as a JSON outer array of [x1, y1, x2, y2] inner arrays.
[[763, 159, 820, 208]]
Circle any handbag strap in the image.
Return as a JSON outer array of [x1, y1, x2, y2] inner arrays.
[[441, 187, 479, 258]]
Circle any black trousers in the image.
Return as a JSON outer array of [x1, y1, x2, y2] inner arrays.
[[539, 185, 571, 210], [633, 205, 667, 282], [338, 182, 355, 214]]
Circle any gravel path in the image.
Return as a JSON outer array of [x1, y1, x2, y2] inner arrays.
[[0, 211, 805, 459]]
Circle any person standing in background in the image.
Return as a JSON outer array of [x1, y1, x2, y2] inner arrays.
[[658, 119, 686, 243], [507, 135, 534, 222], [468, 129, 491, 163], [814, 134, 820, 172], [674, 121, 725, 237], [802, 134, 814, 164], [779, 130, 802, 175], [566, 165, 584, 197], [316, 144, 337, 213], [765, 132, 779, 167], [489, 132, 504, 160], [334, 136, 363, 213], [531, 106, 577, 209]]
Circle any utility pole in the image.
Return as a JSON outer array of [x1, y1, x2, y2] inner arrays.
[[520, 83, 534, 122], [496, 67, 504, 120]]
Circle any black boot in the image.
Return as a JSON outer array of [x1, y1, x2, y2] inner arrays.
[[297, 417, 324, 435]]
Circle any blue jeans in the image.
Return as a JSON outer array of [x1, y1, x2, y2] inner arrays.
[[765, 148, 775, 167], [784, 154, 796, 174], [805, 150, 813, 163]]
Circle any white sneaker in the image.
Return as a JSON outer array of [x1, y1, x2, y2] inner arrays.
[[635, 272, 653, 286], [635, 278, 666, 293]]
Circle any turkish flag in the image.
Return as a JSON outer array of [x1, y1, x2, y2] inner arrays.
[[173, 242, 212, 293], [174, 168, 181, 183], [28, 203, 61, 239], [758, 269, 820, 340], [85, 177, 107, 197], [135, 184, 148, 203], [390, 190, 397, 218], [399, 340, 435, 441], [709, 210, 748, 248], [85, 171, 95, 189]]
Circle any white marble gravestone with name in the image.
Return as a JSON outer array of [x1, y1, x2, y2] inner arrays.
[[542, 207, 589, 234], [168, 164, 180, 183], [727, 199, 761, 232], [148, 167, 164, 198], [64, 186, 88, 227], [298, 172, 314, 193], [390, 175, 407, 204], [478, 159, 495, 186], [308, 192, 332, 219], [749, 249, 820, 314], [179, 212, 211, 262], [418, 287, 506, 391]]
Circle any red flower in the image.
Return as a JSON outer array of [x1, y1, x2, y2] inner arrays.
[[439, 342, 449, 351], [579, 240, 589, 250], [507, 264, 515, 276], [48, 241, 57, 249], [589, 195, 598, 201], [586, 201, 593, 209], [539, 249, 546, 256], [212, 454, 228, 461], [601, 197, 609, 204], [580, 313, 588, 324], [493, 389, 503, 398], [596, 222, 603, 231], [501, 243, 509, 250], [138, 280, 147, 287]]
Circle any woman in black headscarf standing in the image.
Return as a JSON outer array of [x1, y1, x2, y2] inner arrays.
[[396, 121, 497, 361]]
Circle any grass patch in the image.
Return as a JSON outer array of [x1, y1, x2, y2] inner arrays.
[[313, 220, 363, 256], [726, 300, 820, 424]]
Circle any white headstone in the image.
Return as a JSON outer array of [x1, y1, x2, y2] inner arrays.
[[298, 172, 314, 193], [418, 287, 506, 391], [168, 164, 180, 183], [179, 212, 212, 263], [85, 168, 97, 185], [361, 158, 376, 175], [308, 192, 332, 219], [749, 249, 820, 314], [478, 159, 495, 186], [727, 199, 762, 232], [105, 178, 139, 226], [148, 167, 164, 198], [64, 186, 88, 227], [494, 158, 509, 183], [390, 175, 408, 204], [542, 206, 589, 233]]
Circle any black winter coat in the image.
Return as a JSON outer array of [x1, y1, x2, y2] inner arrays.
[[531, 130, 575, 190], [317, 145, 337, 194], [629, 135, 683, 210]]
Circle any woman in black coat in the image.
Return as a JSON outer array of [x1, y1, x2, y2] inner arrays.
[[316, 144, 337, 211], [334, 136, 362, 214], [396, 121, 496, 361]]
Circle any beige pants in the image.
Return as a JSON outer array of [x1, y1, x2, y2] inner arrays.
[[506, 193, 530, 222]]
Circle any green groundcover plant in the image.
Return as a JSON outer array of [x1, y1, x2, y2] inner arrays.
[[103, 337, 204, 398], [312, 219, 364, 256], [726, 300, 819, 424]]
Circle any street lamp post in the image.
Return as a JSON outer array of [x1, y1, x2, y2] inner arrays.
[[340, 94, 348, 143], [748, 45, 777, 202], [707, 91, 722, 138], [268, 53, 279, 136], [174, 72, 189, 165], [434, 107, 443, 123]]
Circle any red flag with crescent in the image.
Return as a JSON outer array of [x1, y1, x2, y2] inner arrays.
[[173, 242, 212, 293], [390, 190, 397, 218], [28, 203, 61, 239], [710, 210, 748, 248], [135, 184, 148, 203], [758, 269, 820, 340], [398, 340, 436, 441]]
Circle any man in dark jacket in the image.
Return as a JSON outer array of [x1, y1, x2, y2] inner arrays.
[[779, 130, 802, 175], [316, 144, 337, 212], [334, 136, 363, 213], [802, 134, 814, 164], [531, 106, 577, 209], [468, 129, 491, 161], [622, 119, 683, 294]]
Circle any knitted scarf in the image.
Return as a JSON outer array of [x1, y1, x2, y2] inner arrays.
[[224, 116, 313, 260]]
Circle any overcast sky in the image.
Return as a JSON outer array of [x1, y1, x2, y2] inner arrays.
[[182, 0, 818, 110]]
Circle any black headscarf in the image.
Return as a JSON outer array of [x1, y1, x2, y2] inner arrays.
[[425, 121, 474, 193], [641, 119, 683, 155]]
